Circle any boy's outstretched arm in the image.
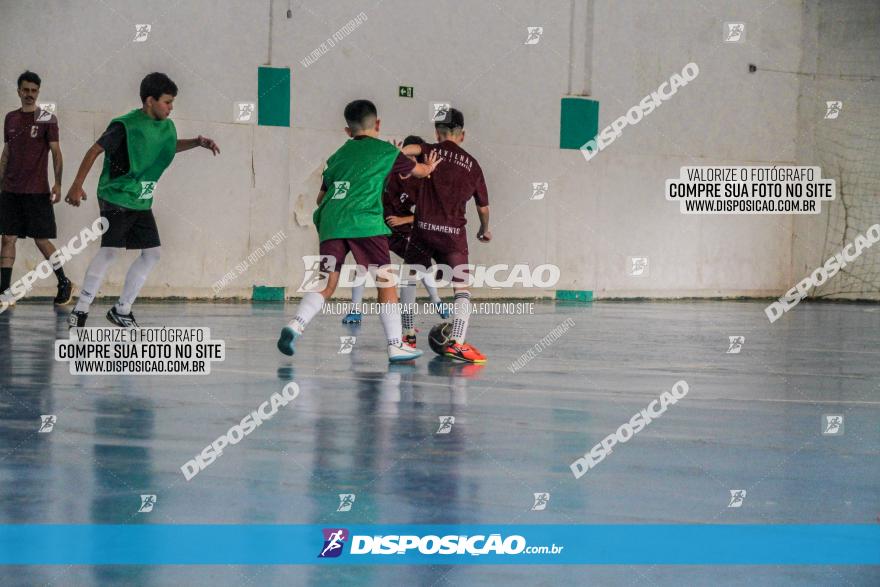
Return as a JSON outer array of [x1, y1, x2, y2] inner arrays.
[[476, 205, 491, 242], [408, 150, 442, 178], [176, 135, 220, 155], [65, 143, 104, 207]]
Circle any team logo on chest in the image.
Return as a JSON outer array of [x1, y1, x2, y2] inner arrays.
[[331, 181, 350, 200], [139, 181, 157, 200]]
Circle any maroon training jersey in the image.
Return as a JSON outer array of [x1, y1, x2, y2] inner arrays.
[[411, 140, 488, 251], [383, 173, 420, 236], [3, 109, 59, 193]]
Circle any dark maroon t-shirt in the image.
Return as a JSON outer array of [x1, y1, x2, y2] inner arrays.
[[410, 140, 488, 251], [382, 173, 420, 236], [3, 109, 59, 193]]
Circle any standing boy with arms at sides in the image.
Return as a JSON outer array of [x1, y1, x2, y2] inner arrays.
[[0, 70, 71, 306], [65, 72, 219, 328], [341, 134, 448, 325], [400, 108, 491, 363], [277, 99, 441, 361]]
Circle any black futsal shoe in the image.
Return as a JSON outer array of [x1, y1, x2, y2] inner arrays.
[[68, 310, 88, 329], [106, 306, 139, 328]]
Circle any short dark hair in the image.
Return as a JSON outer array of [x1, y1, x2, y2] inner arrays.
[[402, 135, 425, 147], [140, 72, 178, 103], [435, 108, 464, 133], [344, 99, 377, 131], [17, 71, 41, 88]]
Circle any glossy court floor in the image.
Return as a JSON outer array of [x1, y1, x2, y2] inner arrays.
[[0, 300, 877, 586]]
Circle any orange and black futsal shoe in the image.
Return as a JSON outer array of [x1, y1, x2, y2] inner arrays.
[[443, 341, 487, 364]]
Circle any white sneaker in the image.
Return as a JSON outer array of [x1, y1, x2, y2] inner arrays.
[[388, 342, 423, 362]]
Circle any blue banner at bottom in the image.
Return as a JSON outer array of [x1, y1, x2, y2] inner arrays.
[[0, 525, 877, 565]]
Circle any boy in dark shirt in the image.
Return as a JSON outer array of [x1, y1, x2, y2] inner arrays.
[[401, 109, 491, 363]]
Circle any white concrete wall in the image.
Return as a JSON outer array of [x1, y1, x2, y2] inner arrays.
[[0, 0, 840, 300], [793, 0, 880, 300]]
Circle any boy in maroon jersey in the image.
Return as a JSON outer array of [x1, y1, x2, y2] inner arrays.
[[0, 71, 71, 306], [400, 109, 491, 363], [342, 134, 447, 324]]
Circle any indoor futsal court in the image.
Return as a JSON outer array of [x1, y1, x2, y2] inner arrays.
[[0, 1, 878, 586]]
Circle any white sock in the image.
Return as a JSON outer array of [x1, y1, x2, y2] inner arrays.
[[400, 281, 417, 333], [451, 290, 471, 343], [74, 247, 118, 312], [115, 247, 161, 315], [421, 277, 440, 303], [378, 302, 402, 346], [350, 283, 364, 312], [289, 291, 324, 333]]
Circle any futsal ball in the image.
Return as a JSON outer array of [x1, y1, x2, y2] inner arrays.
[[428, 322, 453, 356]]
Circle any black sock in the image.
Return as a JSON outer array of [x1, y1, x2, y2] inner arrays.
[[53, 266, 66, 282], [0, 267, 11, 292]]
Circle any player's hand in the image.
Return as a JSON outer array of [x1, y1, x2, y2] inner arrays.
[[50, 183, 62, 204], [385, 215, 407, 228], [65, 184, 86, 207], [198, 135, 220, 156], [477, 227, 492, 242], [425, 150, 442, 173]]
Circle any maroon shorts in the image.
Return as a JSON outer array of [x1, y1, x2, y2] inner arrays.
[[318, 236, 391, 273], [388, 233, 410, 259], [403, 235, 469, 283]]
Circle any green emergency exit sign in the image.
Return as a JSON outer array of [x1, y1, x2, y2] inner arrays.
[[399, 86, 414, 98]]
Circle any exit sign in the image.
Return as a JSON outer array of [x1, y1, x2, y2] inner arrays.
[[399, 86, 414, 98]]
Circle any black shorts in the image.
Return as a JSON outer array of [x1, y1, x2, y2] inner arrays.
[[403, 235, 469, 283], [99, 200, 161, 249], [388, 233, 410, 259], [0, 191, 57, 239]]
